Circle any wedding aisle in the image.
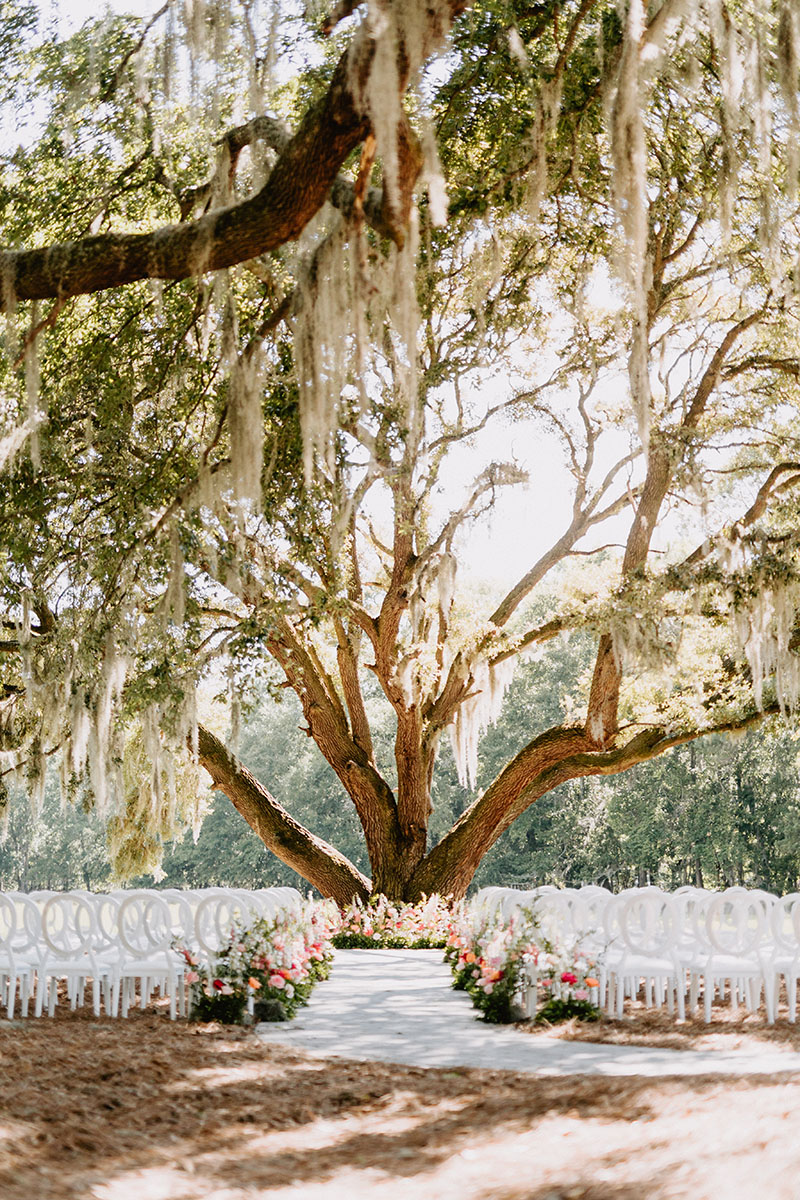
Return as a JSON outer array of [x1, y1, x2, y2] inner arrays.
[[256, 948, 800, 1077]]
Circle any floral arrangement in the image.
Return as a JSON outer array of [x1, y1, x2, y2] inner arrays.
[[445, 904, 601, 1025], [332, 893, 453, 949], [179, 899, 337, 1023]]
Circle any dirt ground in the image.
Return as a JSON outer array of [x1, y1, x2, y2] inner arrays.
[[3, 995, 800, 1200]]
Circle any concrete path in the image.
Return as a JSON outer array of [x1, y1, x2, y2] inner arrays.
[[256, 948, 800, 1077]]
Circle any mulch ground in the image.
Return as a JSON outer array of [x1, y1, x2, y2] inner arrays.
[[3, 997, 800, 1200], [524, 991, 800, 1055]]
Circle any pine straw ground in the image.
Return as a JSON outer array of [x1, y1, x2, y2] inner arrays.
[[3, 998, 800, 1200]]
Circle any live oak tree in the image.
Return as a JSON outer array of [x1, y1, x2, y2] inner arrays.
[[4, 0, 800, 902]]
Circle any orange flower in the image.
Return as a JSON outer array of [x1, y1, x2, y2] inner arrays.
[[465, 952, 476, 964], [248, 977, 262, 990], [585, 977, 599, 989]]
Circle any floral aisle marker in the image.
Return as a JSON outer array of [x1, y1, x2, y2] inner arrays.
[[179, 898, 337, 1024], [445, 903, 602, 1025], [332, 893, 452, 949]]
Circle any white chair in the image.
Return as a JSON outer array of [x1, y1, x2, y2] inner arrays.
[[769, 893, 800, 1021], [0, 893, 39, 1018], [576, 886, 613, 960], [269, 887, 304, 915], [194, 890, 261, 963], [530, 890, 585, 944], [113, 892, 187, 1020], [672, 887, 712, 969], [36, 892, 114, 1017], [605, 889, 686, 1020], [498, 889, 536, 922], [159, 889, 197, 951], [687, 889, 775, 1023]]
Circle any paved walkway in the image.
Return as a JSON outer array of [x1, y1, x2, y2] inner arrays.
[[256, 948, 800, 1077]]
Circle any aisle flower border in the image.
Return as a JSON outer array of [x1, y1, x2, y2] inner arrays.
[[178, 898, 337, 1023], [445, 903, 602, 1024]]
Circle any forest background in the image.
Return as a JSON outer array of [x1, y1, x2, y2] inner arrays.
[[5, 634, 800, 898]]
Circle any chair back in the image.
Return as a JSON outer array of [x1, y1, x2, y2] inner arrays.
[[194, 891, 256, 956], [704, 890, 764, 956], [0, 894, 17, 957], [771, 892, 800, 955], [618, 889, 676, 957], [117, 892, 173, 957], [41, 893, 96, 959], [3, 892, 42, 959]]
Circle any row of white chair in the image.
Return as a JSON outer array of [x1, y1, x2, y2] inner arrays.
[[0, 886, 303, 1020], [475, 884, 800, 1024]]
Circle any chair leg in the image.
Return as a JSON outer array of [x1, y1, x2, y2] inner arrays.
[[605, 975, 615, 1016], [35, 973, 45, 1018], [748, 977, 760, 1014], [20, 975, 31, 1018], [6, 974, 16, 1019], [764, 973, 776, 1025], [704, 973, 712, 1023]]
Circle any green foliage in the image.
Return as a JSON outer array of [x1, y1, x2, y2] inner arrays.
[[468, 971, 525, 1025], [534, 996, 600, 1026], [0, 773, 111, 892], [6, 1, 800, 903], [331, 932, 446, 949], [189, 990, 246, 1025]]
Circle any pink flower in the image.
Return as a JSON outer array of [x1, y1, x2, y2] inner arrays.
[[560, 972, 578, 985], [574, 988, 589, 1001], [269, 974, 286, 989], [185, 970, 199, 984]]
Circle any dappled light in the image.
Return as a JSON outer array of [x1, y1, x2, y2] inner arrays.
[[3, 1008, 800, 1199]]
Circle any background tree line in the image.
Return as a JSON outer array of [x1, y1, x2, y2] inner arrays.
[[5, 628, 800, 896]]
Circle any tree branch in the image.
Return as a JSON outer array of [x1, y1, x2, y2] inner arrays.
[[3, 1, 472, 309], [197, 725, 370, 903]]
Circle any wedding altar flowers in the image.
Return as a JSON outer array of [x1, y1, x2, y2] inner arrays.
[[332, 893, 453, 949], [179, 898, 336, 1023]]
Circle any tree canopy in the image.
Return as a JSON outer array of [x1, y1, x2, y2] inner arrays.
[[4, 0, 800, 901]]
